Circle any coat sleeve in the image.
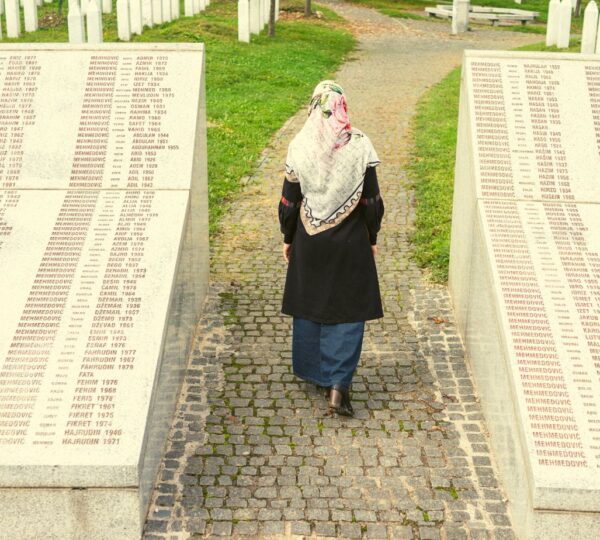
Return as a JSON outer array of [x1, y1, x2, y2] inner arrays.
[[360, 166, 384, 246], [278, 177, 302, 244]]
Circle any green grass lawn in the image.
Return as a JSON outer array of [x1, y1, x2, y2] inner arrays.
[[3, 0, 355, 234], [408, 41, 581, 283], [346, 0, 592, 34]]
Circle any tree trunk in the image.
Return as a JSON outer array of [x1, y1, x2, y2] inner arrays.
[[305, 0, 311, 17], [269, 0, 276, 37], [575, 0, 581, 17]]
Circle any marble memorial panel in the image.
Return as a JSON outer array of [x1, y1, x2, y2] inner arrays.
[[0, 44, 208, 540], [449, 51, 600, 538]]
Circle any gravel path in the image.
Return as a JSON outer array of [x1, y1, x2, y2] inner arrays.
[[144, 5, 540, 539]]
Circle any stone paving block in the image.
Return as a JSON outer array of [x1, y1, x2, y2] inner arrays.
[[141, 3, 538, 538]]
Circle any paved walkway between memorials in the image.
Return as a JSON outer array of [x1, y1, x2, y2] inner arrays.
[[143, 4, 539, 539]]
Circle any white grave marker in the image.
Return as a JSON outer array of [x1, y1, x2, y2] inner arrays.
[[546, 0, 560, 46], [450, 50, 600, 539], [184, 0, 192, 16], [152, 0, 162, 23], [5, 0, 21, 38], [142, 0, 154, 27], [275, 0, 279, 21], [130, 0, 143, 34], [102, 0, 111, 13], [0, 43, 208, 540], [451, 0, 469, 34], [161, 0, 171, 21], [86, 0, 103, 42], [68, 0, 86, 43], [23, 0, 38, 32], [117, 0, 131, 40], [582, 1, 599, 54], [170, 0, 179, 19], [557, 0, 572, 48], [250, 0, 260, 34], [238, 0, 250, 42]]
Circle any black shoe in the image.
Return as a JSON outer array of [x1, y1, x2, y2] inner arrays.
[[328, 385, 354, 417]]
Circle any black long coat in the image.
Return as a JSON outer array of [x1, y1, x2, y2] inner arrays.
[[278, 166, 384, 324]]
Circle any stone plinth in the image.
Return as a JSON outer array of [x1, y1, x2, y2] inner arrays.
[[0, 43, 209, 540], [449, 50, 600, 539]]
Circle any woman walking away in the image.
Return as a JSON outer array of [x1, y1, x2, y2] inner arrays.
[[278, 80, 384, 417]]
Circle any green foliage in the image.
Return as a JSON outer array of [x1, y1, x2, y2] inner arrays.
[[408, 67, 460, 283], [4, 0, 355, 234]]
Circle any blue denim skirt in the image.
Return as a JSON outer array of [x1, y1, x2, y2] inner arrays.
[[292, 318, 365, 388]]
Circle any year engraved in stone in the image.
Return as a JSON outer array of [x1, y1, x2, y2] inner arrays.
[[0, 55, 41, 190]]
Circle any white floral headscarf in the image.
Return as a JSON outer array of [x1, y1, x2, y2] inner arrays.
[[285, 80, 380, 235]]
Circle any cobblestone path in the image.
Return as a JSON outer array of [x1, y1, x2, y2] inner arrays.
[[144, 5, 539, 539]]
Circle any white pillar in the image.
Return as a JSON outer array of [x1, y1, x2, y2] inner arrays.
[[102, 0, 111, 12], [86, 0, 103, 43], [130, 0, 143, 33], [142, 0, 153, 26], [68, 0, 86, 42], [274, 0, 279, 21], [238, 0, 250, 43], [23, 0, 38, 32], [152, 0, 162, 23], [250, 0, 260, 34], [184, 0, 192, 16], [556, 0, 572, 49], [5, 0, 20, 37], [546, 0, 560, 47], [581, 1, 599, 53], [117, 0, 131, 40], [451, 0, 469, 34], [170, 0, 179, 19], [161, 0, 171, 21]]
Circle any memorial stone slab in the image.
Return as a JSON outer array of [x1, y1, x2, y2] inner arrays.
[[184, 0, 192, 16], [151, 0, 162, 23], [449, 50, 600, 539], [451, 0, 469, 34], [0, 43, 209, 540], [161, 0, 171, 21], [557, 0, 572, 49], [23, 0, 38, 32], [5, 0, 21, 38], [142, 0, 153, 27], [68, 0, 86, 43], [117, 0, 132, 41], [250, 0, 260, 34], [238, 0, 250, 43], [102, 0, 110, 13], [581, 1, 598, 54], [86, 0, 103, 43], [130, 0, 143, 34]]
